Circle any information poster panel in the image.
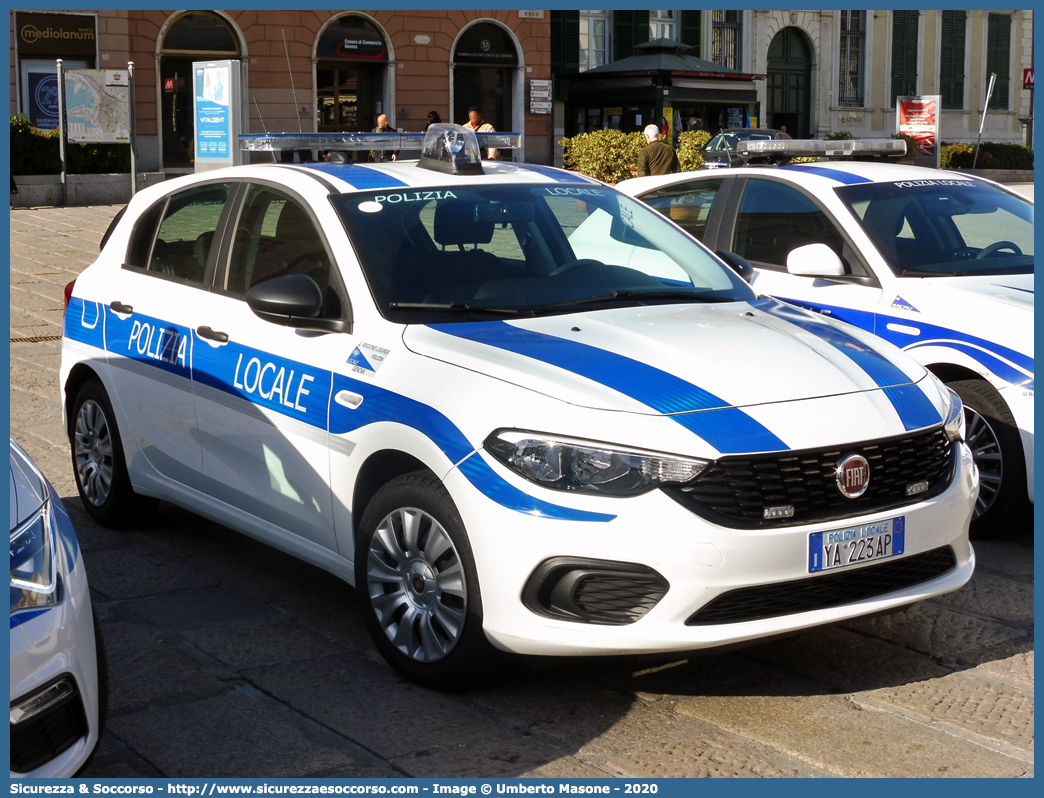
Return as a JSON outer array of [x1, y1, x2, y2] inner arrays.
[[897, 95, 941, 167], [65, 69, 130, 143], [193, 59, 241, 171]]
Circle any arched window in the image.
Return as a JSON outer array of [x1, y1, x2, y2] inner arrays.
[[315, 15, 390, 136], [159, 12, 241, 168], [452, 22, 520, 145]]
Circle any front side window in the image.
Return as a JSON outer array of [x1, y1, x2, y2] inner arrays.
[[838, 11, 866, 107], [732, 179, 846, 268], [226, 185, 332, 297], [332, 184, 753, 323], [837, 180, 1033, 277], [129, 183, 232, 284], [639, 178, 725, 242]]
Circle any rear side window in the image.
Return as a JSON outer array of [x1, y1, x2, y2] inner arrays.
[[731, 178, 846, 267], [125, 202, 164, 267], [639, 178, 725, 241], [131, 183, 232, 284]]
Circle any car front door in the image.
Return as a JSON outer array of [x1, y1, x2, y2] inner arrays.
[[189, 181, 352, 552], [102, 182, 234, 492], [722, 176, 885, 334]]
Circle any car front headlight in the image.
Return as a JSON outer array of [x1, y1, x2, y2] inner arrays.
[[485, 430, 709, 496], [943, 387, 966, 443], [11, 493, 61, 614]]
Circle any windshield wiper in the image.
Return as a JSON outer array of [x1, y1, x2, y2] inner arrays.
[[389, 301, 522, 316], [530, 290, 734, 314]]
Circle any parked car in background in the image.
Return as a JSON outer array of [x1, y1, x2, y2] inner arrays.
[[701, 129, 792, 168], [10, 439, 106, 776], [621, 157, 1033, 536]]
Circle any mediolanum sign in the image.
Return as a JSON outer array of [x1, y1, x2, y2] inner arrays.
[[16, 12, 97, 57]]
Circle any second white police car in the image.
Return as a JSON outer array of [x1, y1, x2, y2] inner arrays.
[[620, 139, 1033, 536], [61, 125, 976, 689]]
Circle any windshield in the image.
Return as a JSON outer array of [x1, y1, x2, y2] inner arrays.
[[705, 131, 789, 152], [836, 179, 1034, 277], [332, 183, 754, 322]]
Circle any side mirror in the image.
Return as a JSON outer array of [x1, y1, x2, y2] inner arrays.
[[786, 243, 845, 277], [715, 250, 754, 283], [246, 274, 351, 334]]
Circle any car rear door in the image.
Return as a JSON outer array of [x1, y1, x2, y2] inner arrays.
[[188, 180, 352, 552], [101, 181, 235, 492]]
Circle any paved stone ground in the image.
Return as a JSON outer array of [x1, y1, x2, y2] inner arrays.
[[9, 204, 1034, 778]]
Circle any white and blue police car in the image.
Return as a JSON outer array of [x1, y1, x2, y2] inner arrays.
[[10, 439, 105, 776], [60, 125, 976, 689], [621, 140, 1032, 536]]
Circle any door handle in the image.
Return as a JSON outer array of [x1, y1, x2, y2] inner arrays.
[[109, 301, 133, 314], [196, 325, 229, 343]]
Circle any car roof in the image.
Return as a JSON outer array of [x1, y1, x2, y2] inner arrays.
[[617, 161, 998, 196], [163, 160, 602, 196]]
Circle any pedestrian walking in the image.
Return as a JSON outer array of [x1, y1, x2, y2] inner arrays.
[[637, 124, 679, 177]]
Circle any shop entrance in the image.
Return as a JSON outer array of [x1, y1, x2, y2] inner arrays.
[[316, 65, 379, 132], [766, 27, 812, 138], [452, 22, 519, 158], [159, 13, 240, 168]]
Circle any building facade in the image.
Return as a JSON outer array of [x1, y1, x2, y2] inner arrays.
[[552, 9, 1033, 149], [10, 9, 554, 171]]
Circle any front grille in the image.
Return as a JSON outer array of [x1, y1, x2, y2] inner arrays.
[[666, 426, 953, 528], [522, 558, 670, 625], [10, 678, 88, 774], [686, 546, 957, 626]]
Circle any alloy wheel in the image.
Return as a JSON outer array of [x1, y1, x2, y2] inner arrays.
[[366, 507, 468, 663], [73, 399, 115, 506]]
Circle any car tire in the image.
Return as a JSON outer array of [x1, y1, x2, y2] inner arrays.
[[355, 470, 497, 691], [947, 378, 1029, 537], [70, 378, 156, 528]]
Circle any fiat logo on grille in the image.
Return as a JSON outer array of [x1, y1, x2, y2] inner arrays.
[[836, 454, 870, 498]]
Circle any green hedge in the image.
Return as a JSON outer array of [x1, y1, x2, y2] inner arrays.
[[560, 129, 646, 183], [11, 114, 131, 175], [939, 141, 1033, 170], [560, 128, 710, 182], [677, 130, 710, 172]]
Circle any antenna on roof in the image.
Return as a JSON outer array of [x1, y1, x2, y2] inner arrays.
[[282, 29, 303, 135], [252, 96, 277, 162]]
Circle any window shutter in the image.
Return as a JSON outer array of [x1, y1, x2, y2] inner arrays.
[[987, 13, 1011, 110], [550, 11, 580, 75], [940, 11, 966, 109], [613, 10, 650, 60], [680, 10, 701, 56], [890, 11, 920, 107]]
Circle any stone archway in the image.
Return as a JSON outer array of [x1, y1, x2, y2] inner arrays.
[[766, 26, 812, 138]]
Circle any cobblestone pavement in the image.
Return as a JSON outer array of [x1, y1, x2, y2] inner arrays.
[[10, 204, 1034, 778]]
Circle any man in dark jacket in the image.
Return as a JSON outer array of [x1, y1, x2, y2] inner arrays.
[[637, 124, 679, 176]]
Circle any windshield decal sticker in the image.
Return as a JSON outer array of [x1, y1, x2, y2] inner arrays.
[[891, 296, 920, 313], [892, 179, 977, 189], [371, 190, 456, 204], [347, 342, 390, 376], [540, 187, 605, 197]]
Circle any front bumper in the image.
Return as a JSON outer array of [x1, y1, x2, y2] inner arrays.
[[444, 441, 977, 657], [10, 492, 101, 778]]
